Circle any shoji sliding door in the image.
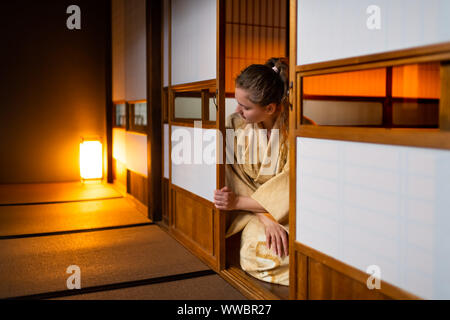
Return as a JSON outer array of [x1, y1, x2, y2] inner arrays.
[[111, 0, 149, 207], [290, 0, 450, 300], [161, 0, 170, 226], [163, 0, 226, 270]]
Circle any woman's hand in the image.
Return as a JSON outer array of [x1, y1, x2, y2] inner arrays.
[[214, 186, 238, 211], [256, 213, 289, 258]]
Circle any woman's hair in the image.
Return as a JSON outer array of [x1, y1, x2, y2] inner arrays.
[[235, 57, 289, 145]]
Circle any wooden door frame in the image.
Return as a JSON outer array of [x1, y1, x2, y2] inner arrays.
[[289, 0, 450, 300], [159, 0, 226, 272], [146, 0, 162, 221], [106, 0, 113, 184]]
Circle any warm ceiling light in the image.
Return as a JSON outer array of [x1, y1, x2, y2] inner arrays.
[[80, 139, 103, 180]]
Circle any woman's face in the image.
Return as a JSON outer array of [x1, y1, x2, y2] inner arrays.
[[235, 87, 273, 123]]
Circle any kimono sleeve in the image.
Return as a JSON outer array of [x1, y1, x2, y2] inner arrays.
[[250, 158, 289, 223]]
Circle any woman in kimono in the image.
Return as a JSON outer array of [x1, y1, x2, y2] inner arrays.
[[213, 58, 290, 286]]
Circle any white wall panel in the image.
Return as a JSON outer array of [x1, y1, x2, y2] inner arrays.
[[171, 125, 216, 202], [297, 0, 450, 65], [209, 98, 237, 122], [125, 132, 148, 177], [163, 0, 170, 87], [225, 98, 238, 121], [112, 0, 126, 101], [296, 137, 450, 299], [112, 128, 126, 164], [125, 0, 147, 101], [171, 0, 216, 85], [112, 128, 147, 177], [164, 124, 170, 179]]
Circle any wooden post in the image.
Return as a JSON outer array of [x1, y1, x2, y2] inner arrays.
[[146, 0, 163, 221]]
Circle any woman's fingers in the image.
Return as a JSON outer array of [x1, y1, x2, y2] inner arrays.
[[214, 196, 230, 205], [214, 193, 228, 202], [215, 200, 230, 209], [214, 191, 231, 200], [265, 227, 289, 258], [214, 196, 234, 210], [266, 231, 278, 256], [275, 233, 282, 257], [259, 214, 289, 257], [275, 230, 288, 258], [214, 203, 227, 210]]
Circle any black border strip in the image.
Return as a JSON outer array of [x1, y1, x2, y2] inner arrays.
[[5, 269, 216, 300], [0, 196, 124, 207], [0, 222, 154, 240]]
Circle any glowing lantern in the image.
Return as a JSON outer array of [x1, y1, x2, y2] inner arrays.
[[80, 139, 103, 180]]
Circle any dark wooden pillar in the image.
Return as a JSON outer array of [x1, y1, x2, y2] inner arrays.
[[106, 0, 113, 184], [146, 0, 162, 221]]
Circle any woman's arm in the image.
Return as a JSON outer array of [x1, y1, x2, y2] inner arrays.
[[235, 196, 267, 212], [214, 186, 266, 212], [214, 186, 289, 257]]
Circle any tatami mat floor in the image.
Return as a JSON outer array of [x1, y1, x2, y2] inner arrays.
[[0, 198, 150, 238], [0, 182, 122, 206], [0, 182, 246, 300], [53, 275, 246, 300]]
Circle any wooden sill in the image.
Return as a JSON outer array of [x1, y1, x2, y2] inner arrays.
[[219, 266, 289, 300], [111, 180, 149, 220], [222, 231, 290, 300]]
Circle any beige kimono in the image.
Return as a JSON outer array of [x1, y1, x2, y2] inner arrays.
[[225, 112, 289, 286]]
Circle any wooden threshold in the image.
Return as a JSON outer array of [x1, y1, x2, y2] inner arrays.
[[0, 182, 123, 206], [219, 266, 289, 300], [112, 180, 150, 220]]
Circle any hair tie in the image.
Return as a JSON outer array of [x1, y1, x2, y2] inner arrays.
[[272, 66, 279, 73]]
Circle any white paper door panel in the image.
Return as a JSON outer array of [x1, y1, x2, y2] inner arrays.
[[112, 128, 126, 164], [163, 0, 169, 87], [296, 137, 450, 299], [164, 124, 170, 179], [113, 129, 148, 177], [171, 0, 216, 85], [297, 0, 450, 65], [125, 0, 147, 101], [225, 98, 238, 120], [112, 0, 126, 101], [171, 125, 217, 202], [125, 132, 148, 177], [209, 98, 237, 122]]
